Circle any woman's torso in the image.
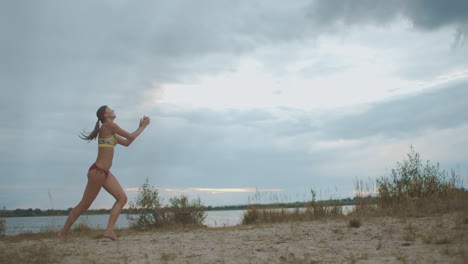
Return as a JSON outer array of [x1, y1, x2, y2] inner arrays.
[[94, 123, 116, 170]]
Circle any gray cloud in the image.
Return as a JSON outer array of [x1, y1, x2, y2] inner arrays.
[[308, 0, 468, 49], [0, 0, 315, 123], [157, 79, 468, 144], [2, 0, 466, 113], [322, 80, 468, 140], [308, 0, 468, 32]]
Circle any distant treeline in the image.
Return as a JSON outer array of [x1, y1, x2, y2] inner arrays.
[[0, 198, 356, 217], [0, 208, 111, 218], [205, 197, 356, 211]]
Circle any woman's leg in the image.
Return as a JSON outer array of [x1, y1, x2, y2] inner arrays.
[[102, 172, 127, 240], [58, 170, 106, 242]]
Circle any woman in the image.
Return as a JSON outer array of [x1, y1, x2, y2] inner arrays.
[[58, 105, 150, 242]]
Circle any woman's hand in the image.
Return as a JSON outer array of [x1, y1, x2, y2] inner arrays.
[[139, 115, 151, 128]]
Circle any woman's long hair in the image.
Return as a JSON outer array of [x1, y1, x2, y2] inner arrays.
[[80, 105, 107, 141]]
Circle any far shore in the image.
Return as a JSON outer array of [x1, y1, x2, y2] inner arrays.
[[0, 199, 356, 217]]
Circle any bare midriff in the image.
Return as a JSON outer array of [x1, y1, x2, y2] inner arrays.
[[94, 147, 114, 171]]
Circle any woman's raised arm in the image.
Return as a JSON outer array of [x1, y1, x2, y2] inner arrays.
[[112, 116, 150, 147]]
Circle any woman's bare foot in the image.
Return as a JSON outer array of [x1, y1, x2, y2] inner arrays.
[[103, 230, 119, 241], [57, 230, 67, 243]]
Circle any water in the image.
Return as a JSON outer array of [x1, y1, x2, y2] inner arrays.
[[3, 205, 354, 236], [3, 210, 246, 236]]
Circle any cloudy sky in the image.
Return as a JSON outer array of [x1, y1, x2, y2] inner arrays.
[[1, 0, 468, 209]]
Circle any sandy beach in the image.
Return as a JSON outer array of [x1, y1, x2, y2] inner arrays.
[[1, 212, 467, 263]]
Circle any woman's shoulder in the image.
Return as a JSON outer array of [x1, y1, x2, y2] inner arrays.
[[101, 121, 120, 129], [100, 122, 118, 137]]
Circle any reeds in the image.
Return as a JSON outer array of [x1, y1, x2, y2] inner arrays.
[[242, 189, 345, 225]]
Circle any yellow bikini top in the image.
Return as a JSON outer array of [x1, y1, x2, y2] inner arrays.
[[98, 134, 117, 148]]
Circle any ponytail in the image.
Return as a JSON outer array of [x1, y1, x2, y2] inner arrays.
[[80, 105, 107, 141], [80, 119, 101, 141]]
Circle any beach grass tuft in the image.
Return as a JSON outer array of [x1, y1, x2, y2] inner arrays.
[[348, 219, 361, 228]]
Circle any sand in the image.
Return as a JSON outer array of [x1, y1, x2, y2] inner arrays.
[[1, 212, 467, 263]]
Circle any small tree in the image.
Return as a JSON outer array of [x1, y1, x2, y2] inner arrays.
[[127, 178, 163, 230]]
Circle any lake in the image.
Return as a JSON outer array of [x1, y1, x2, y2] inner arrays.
[[3, 210, 246, 236], [3, 205, 354, 236]]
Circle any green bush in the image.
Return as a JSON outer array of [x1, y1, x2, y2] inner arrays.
[[127, 178, 206, 230], [168, 196, 206, 227], [377, 145, 452, 207]]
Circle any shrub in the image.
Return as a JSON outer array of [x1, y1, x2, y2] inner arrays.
[[377, 145, 451, 206], [127, 178, 164, 230], [127, 178, 206, 230], [167, 195, 206, 227], [0, 217, 5, 236], [352, 145, 467, 217]]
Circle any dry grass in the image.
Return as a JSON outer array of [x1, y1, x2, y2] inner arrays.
[[0, 241, 63, 264], [242, 189, 345, 225]]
